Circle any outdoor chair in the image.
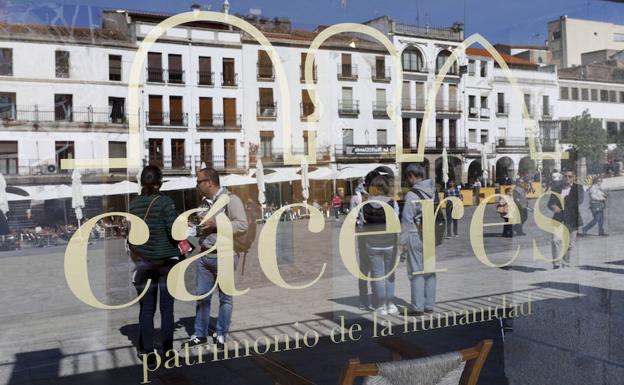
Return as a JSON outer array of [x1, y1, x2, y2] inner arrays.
[[252, 339, 492, 385]]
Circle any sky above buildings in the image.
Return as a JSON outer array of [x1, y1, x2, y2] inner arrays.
[[2, 0, 624, 46]]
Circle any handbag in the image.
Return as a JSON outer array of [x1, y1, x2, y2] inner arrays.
[[127, 195, 161, 264], [590, 200, 605, 212], [496, 203, 509, 215]]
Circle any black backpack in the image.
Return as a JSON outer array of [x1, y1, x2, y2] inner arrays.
[[362, 200, 399, 248], [411, 188, 446, 246]]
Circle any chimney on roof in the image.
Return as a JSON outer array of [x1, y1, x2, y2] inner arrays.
[[222, 0, 230, 14], [191, 4, 201, 11]]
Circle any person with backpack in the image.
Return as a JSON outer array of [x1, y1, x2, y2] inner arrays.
[[400, 164, 438, 316], [362, 174, 400, 316], [187, 167, 248, 350]]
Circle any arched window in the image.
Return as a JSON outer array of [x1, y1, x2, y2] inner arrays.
[[402, 47, 424, 72], [436, 50, 457, 74]]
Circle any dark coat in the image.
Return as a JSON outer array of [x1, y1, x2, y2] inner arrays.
[[128, 193, 179, 260], [548, 183, 584, 229]]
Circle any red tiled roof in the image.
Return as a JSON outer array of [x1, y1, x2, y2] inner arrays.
[[465, 47, 536, 67]]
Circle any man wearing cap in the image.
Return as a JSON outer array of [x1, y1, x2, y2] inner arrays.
[[400, 164, 437, 315]]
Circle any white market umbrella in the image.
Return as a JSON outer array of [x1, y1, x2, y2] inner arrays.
[[442, 147, 449, 188], [264, 167, 301, 183], [0, 173, 9, 215], [136, 168, 142, 194], [71, 169, 85, 226], [308, 167, 338, 180], [27, 185, 73, 201], [481, 150, 489, 187], [256, 158, 266, 217], [221, 173, 256, 187], [161, 177, 197, 192], [301, 158, 310, 207], [555, 139, 562, 171], [82, 181, 139, 196]]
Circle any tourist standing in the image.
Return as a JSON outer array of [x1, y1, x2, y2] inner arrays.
[[548, 169, 584, 269], [187, 167, 248, 349], [443, 180, 463, 238], [400, 164, 436, 315], [128, 165, 180, 361], [582, 176, 608, 236]]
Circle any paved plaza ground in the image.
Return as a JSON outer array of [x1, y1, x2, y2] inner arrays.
[[1, 191, 624, 385]]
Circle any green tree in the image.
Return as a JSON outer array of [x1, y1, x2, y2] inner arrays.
[[568, 110, 607, 170]]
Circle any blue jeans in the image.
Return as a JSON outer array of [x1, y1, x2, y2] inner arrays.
[[194, 255, 238, 338], [405, 235, 436, 311], [133, 260, 176, 353], [583, 207, 605, 235], [357, 236, 371, 307], [366, 245, 396, 308]]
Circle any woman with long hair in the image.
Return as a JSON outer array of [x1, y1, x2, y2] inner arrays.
[[128, 165, 181, 362]]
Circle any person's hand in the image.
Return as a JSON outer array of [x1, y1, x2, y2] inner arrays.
[[552, 206, 562, 214], [200, 218, 217, 233]]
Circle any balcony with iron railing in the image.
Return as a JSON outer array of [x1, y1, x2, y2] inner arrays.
[[146, 155, 192, 172], [146, 155, 247, 173], [394, 22, 463, 41], [495, 103, 509, 116], [299, 65, 318, 83], [257, 102, 277, 120], [468, 106, 479, 119], [4, 159, 109, 177], [401, 98, 426, 111], [334, 144, 396, 162], [437, 99, 461, 113], [337, 64, 358, 81], [196, 114, 242, 131], [221, 72, 239, 87], [338, 100, 360, 117], [257, 63, 274, 81], [541, 104, 554, 118], [372, 66, 391, 82], [196, 155, 247, 171], [146, 111, 188, 128], [197, 71, 215, 86], [109, 65, 122, 81], [146, 68, 165, 83], [372, 101, 389, 118], [0, 105, 127, 126], [146, 68, 185, 84], [168, 69, 185, 84], [256, 147, 331, 166], [496, 136, 527, 147]]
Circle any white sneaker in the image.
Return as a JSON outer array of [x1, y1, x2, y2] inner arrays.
[[387, 303, 399, 315], [375, 305, 388, 316]]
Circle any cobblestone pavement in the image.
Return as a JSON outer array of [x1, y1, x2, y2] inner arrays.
[[1, 190, 623, 384]]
